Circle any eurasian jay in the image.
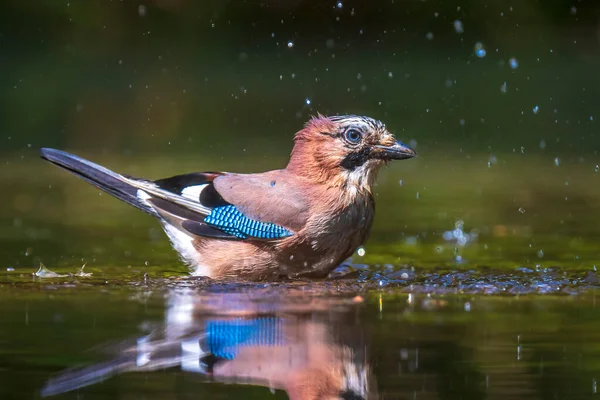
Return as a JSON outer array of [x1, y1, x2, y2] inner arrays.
[[40, 115, 415, 280]]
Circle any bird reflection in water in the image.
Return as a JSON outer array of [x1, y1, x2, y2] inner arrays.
[[41, 290, 377, 400]]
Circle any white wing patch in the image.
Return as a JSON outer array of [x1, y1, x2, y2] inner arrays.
[[135, 183, 213, 277], [136, 189, 153, 208], [181, 184, 207, 201]]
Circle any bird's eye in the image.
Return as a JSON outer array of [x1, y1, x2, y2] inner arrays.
[[344, 129, 362, 144]]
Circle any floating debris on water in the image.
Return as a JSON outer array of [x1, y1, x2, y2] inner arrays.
[[34, 263, 92, 278], [35, 263, 67, 278], [500, 81, 507, 93], [532, 105, 539, 114], [554, 157, 560, 167], [74, 263, 93, 277], [509, 57, 519, 69]]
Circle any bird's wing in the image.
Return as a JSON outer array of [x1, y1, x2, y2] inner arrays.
[[130, 170, 306, 241], [38, 148, 302, 241], [212, 171, 310, 233]]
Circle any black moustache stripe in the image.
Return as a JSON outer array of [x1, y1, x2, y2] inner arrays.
[[340, 147, 372, 170]]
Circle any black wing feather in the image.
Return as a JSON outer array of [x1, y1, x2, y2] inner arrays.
[[154, 172, 223, 193], [199, 184, 229, 208], [181, 220, 236, 239]]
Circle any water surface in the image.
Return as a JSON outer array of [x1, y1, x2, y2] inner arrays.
[[2, 284, 600, 399]]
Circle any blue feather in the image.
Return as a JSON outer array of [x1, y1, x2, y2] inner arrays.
[[205, 317, 285, 360], [203, 205, 293, 239]]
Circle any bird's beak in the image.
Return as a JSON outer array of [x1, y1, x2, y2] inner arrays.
[[372, 140, 416, 160]]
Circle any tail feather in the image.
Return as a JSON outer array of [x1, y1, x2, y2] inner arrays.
[[40, 358, 137, 397], [40, 148, 154, 215]]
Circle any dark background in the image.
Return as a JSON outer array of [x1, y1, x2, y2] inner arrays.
[[1, 0, 600, 271], [1, 0, 599, 157]]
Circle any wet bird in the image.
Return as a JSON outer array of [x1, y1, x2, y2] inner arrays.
[[41, 115, 415, 280]]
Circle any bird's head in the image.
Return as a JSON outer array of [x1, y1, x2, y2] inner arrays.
[[287, 115, 416, 194]]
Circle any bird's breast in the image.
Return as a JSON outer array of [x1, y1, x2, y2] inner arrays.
[[277, 193, 375, 277]]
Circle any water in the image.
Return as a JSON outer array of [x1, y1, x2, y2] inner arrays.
[[2, 1, 600, 398], [3, 286, 600, 399]]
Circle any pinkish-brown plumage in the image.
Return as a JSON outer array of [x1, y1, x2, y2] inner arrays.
[[40, 115, 416, 280]]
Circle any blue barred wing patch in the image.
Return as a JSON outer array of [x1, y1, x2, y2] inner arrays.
[[206, 317, 285, 360], [203, 205, 293, 239]]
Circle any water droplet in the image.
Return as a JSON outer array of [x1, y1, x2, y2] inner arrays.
[[474, 42, 486, 58], [532, 105, 539, 114], [518, 207, 526, 213], [398, 179, 403, 186], [554, 157, 560, 167], [357, 247, 366, 256], [464, 302, 471, 312], [138, 4, 147, 17], [425, 32, 434, 40], [305, 98, 311, 105], [520, 146, 525, 154], [387, 71, 393, 78], [590, 116, 595, 121], [453, 20, 464, 34], [287, 41, 294, 48], [571, 6, 577, 14], [595, 165, 599, 172], [509, 57, 519, 69], [145, 261, 149, 266], [6, 267, 14, 272], [336, 1, 343, 8], [539, 139, 546, 150], [416, 192, 420, 199], [500, 81, 507, 93]]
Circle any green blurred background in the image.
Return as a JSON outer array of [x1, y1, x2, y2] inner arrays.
[[1, 0, 600, 272]]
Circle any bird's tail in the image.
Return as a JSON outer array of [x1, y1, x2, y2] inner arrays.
[[40, 148, 154, 215], [40, 333, 209, 397]]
